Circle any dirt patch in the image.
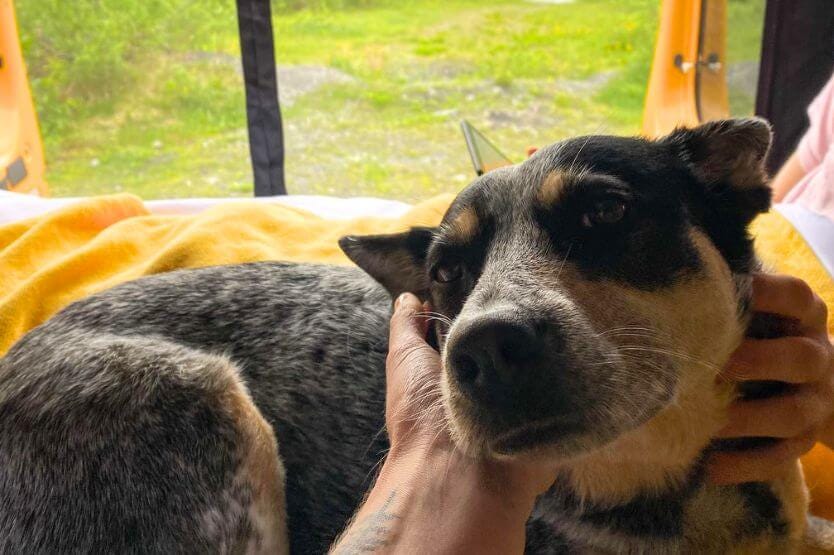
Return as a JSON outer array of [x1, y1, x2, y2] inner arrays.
[[182, 53, 356, 107], [277, 65, 357, 107]]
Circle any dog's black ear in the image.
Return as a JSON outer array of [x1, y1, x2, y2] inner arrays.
[[339, 227, 435, 299], [663, 117, 773, 223]]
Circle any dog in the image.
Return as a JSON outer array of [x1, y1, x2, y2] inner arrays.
[[0, 118, 831, 553]]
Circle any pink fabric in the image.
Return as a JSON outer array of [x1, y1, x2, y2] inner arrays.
[[783, 72, 834, 222]]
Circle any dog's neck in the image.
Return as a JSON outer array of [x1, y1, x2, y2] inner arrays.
[[531, 468, 802, 553], [531, 469, 704, 552], [533, 403, 803, 552]]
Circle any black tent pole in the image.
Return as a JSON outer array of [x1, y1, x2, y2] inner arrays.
[[236, 0, 287, 196]]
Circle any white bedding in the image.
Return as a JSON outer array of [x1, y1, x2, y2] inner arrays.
[[0, 190, 412, 225]]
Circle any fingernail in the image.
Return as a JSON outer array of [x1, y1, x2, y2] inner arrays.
[[395, 292, 408, 310]]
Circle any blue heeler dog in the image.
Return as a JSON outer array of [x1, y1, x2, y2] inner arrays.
[[1, 119, 832, 553]]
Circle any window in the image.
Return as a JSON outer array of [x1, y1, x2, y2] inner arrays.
[[15, 0, 765, 200]]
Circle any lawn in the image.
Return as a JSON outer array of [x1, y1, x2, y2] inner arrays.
[[16, 0, 764, 200]]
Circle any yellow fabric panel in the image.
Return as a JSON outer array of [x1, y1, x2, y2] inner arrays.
[[0, 195, 831, 517], [0, 193, 453, 355], [751, 211, 834, 521]]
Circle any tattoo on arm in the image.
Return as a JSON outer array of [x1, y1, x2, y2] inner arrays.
[[331, 491, 401, 554]]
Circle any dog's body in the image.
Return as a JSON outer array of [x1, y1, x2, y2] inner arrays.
[[0, 119, 831, 553], [0, 263, 810, 554]]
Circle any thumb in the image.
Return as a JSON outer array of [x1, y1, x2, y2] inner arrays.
[[388, 293, 426, 361], [387, 293, 440, 385], [386, 293, 444, 437]]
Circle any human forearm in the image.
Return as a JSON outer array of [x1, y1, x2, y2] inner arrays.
[[330, 446, 536, 554], [771, 152, 805, 202]]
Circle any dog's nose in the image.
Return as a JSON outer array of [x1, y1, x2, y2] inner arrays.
[[450, 319, 542, 404]]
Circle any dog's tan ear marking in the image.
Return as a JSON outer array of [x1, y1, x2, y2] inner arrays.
[[443, 207, 480, 245], [664, 117, 773, 222], [536, 169, 588, 209], [536, 171, 568, 208], [339, 227, 435, 299]]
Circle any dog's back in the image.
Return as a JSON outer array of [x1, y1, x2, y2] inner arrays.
[[0, 262, 392, 553]]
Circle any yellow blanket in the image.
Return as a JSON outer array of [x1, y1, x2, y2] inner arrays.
[[0, 194, 832, 518]]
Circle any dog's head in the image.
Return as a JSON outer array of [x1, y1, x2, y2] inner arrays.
[[340, 118, 771, 462]]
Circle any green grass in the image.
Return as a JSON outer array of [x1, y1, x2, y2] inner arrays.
[[16, 0, 764, 200]]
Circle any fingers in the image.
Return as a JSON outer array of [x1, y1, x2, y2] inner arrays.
[[707, 432, 816, 485], [717, 386, 831, 438], [722, 276, 834, 448], [723, 336, 831, 383], [751, 273, 828, 332]]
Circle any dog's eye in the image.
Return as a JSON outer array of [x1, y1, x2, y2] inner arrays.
[[432, 263, 462, 283], [582, 199, 627, 227]]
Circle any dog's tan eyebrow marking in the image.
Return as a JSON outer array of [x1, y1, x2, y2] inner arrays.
[[536, 171, 569, 208], [442, 207, 480, 244]]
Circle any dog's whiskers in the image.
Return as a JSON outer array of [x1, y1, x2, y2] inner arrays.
[[597, 326, 656, 337], [417, 311, 453, 327], [555, 243, 573, 281], [616, 345, 721, 373], [362, 421, 390, 462], [362, 446, 391, 485]]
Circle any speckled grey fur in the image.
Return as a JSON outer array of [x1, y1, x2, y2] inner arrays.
[[1, 263, 390, 553]]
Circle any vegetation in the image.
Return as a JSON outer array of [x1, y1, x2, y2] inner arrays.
[[16, 0, 763, 200]]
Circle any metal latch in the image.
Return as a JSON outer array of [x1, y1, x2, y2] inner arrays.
[[674, 53, 722, 74]]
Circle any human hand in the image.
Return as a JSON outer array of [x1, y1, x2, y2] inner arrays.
[[708, 273, 834, 485], [332, 294, 556, 554]]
